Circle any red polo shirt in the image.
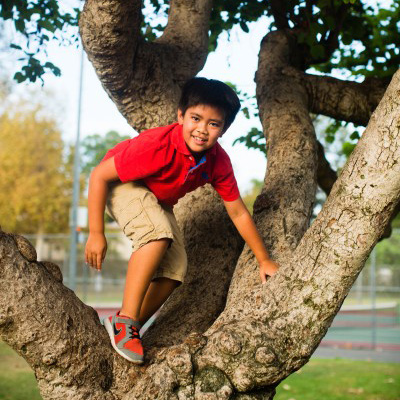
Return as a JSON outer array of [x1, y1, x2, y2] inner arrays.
[[102, 123, 240, 206]]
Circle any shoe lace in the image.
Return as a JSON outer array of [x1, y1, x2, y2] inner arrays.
[[129, 325, 140, 340]]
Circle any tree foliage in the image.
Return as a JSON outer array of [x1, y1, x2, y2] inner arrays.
[[145, 0, 399, 79], [0, 101, 73, 233], [228, 0, 400, 154], [81, 130, 130, 176], [0, 0, 79, 83]]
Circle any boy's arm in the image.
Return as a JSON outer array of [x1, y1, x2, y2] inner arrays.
[[85, 156, 119, 271], [223, 197, 279, 283]]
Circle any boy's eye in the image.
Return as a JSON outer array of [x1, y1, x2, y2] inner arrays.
[[191, 116, 200, 121], [210, 122, 221, 128]]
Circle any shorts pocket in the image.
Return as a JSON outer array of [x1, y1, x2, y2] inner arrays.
[[116, 198, 155, 243]]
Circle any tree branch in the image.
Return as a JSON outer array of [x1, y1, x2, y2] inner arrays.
[[157, 0, 213, 76], [80, 0, 213, 131], [0, 232, 137, 400], [285, 69, 387, 126], [321, 3, 348, 60], [269, 0, 290, 30], [317, 141, 337, 195], [195, 68, 400, 398], [79, 0, 142, 101]]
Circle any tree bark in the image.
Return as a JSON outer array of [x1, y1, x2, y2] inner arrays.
[[292, 69, 387, 126]]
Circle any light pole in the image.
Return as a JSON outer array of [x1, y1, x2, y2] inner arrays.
[[68, 44, 84, 290]]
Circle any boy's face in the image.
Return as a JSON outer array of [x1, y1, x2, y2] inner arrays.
[[178, 105, 225, 155]]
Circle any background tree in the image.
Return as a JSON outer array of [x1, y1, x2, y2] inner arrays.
[[0, 101, 73, 235], [0, 1, 399, 399], [80, 130, 131, 177]]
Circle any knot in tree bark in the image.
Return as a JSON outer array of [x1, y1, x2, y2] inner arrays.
[[217, 330, 242, 356], [42, 353, 57, 365], [166, 346, 193, 385], [40, 261, 63, 282], [0, 313, 12, 327], [183, 332, 208, 353], [254, 347, 276, 365], [231, 365, 254, 392], [11, 234, 37, 262], [194, 367, 233, 400]]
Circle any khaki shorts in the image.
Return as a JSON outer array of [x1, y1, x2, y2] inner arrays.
[[106, 181, 187, 283]]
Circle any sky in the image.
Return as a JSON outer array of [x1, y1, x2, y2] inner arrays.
[[5, 4, 272, 194]]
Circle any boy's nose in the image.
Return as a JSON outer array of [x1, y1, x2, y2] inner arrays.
[[196, 124, 207, 134]]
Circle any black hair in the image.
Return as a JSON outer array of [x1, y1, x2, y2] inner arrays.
[[178, 77, 241, 131]]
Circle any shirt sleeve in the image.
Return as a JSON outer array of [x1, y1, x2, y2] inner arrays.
[[113, 135, 168, 182], [211, 148, 240, 202]]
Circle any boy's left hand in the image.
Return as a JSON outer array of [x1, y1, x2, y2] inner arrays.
[[259, 259, 279, 284]]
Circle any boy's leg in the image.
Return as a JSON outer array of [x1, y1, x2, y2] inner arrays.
[[120, 238, 171, 321], [138, 277, 180, 325]]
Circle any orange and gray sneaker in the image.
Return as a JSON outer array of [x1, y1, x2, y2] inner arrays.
[[104, 312, 144, 364]]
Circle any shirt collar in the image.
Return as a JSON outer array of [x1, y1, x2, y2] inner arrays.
[[171, 123, 218, 157]]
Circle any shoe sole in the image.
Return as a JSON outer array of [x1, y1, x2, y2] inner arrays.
[[103, 318, 144, 364]]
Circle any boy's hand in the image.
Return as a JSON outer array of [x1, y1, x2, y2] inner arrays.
[[85, 232, 107, 271], [259, 259, 279, 284]]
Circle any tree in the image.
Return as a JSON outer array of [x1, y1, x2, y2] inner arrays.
[[1, 1, 399, 399], [243, 179, 263, 213], [81, 130, 131, 177], [0, 101, 73, 234]]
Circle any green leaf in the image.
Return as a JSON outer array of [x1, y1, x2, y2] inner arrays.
[[326, 135, 335, 144], [342, 142, 356, 157], [10, 44, 22, 50], [325, 16, 336, 30], [239, 21, 249, 33], [14, 72, 26, 83], [297, 31, 306, 44], [350, 131, 360, 140], [341, 34, 353, 46], [38, 19, 56, 33], [242, 107, 250, 119], [310, 44, 325, 59], [15, 18, 25, 33]]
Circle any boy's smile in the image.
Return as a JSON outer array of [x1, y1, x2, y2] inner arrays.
[[178, 105, 225, 155]]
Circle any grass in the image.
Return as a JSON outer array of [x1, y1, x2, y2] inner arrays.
[[275, 358, 400, 400], [0, 341, 42, 400], [0, 341, 399, 400]]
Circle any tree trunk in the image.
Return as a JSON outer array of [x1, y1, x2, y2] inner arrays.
[[1, 0, 399, 398]]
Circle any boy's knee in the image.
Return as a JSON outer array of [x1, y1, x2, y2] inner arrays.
[[158, 237, 173, 250], [153, 276, 181, 289]]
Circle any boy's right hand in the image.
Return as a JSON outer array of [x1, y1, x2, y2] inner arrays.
[[85, 232, 107, 271]]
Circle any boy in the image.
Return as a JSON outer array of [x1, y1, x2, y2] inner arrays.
[[85, 77, 278, 364]]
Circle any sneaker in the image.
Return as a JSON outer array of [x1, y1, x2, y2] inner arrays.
[[103, 312, 144, 364]]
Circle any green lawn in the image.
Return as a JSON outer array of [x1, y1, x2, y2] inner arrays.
[[0, 341, 42, 400], [1, 341, 399, 400], [275, 358, 400, 400]]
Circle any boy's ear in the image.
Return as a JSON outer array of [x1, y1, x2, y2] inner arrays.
[[177, 109, 184, 124]]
